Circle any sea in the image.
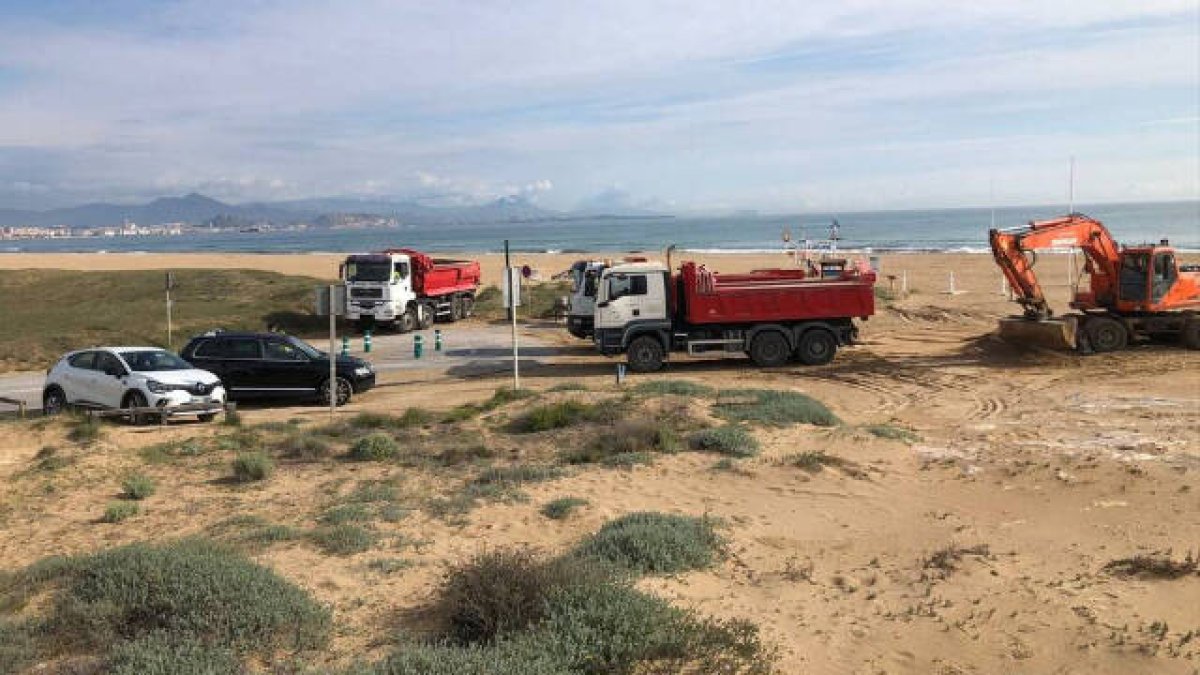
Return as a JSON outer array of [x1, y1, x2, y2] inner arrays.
[[2, 200, 1197, 255]]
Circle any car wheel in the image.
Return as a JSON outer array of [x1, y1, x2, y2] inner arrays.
[[320, 377, 353, 407], [626, 335, 665, 372], [1086, 316, 1128, 353], [42, 387, 68, 416], [123, 391, 153, 426], [749, 331, 791, 367], [795, 329, 837, 366]]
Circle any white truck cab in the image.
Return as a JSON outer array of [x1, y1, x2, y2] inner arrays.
[[594, 262, 671, 334], [566, 260, 608, 338], [342, 252, 428, 332]]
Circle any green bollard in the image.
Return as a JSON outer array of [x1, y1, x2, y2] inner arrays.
[[341, 336, 349, 357], [364, 330, 372, 353], [413, 334, 424, 359], [434, 329, 443, 352]]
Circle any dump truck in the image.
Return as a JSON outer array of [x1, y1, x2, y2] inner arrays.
[[593, 258, 876, 371], [340, 249, 481, 333], [990, 213, 1200, 352]]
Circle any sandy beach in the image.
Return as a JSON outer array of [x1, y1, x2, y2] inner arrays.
[[0, 250, 1197, 674]]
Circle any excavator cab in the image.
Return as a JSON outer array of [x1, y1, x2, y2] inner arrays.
[[1118, 252, 1149, 304], [1151, 251, 1178, 304]]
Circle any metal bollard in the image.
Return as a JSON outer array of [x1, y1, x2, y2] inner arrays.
[[616, 363, 627, 385], [364, 330, 372, 353], [413, 334, 424, 359], [434, 329, 443, 352], [341, 335, 349, 357]]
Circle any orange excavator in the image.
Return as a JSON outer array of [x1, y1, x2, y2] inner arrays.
[[989, 213, 1200, 352]]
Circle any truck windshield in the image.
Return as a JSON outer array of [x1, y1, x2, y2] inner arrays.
[[583, 271, 600, 297], [345, 261, 392, 282]]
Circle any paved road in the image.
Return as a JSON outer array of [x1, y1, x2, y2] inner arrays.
[[0, 323, 557, 413]]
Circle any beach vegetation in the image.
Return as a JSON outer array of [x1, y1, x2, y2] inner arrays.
[[715, 388, 840, 427]]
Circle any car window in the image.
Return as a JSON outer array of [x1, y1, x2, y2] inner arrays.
[[93, 352, 126, 376], [191, 339, 219, 358], [67, 351, 96, 369], [264, 340, 306, 361], [123, 350, 192, 371], [225, 338, 262, 359]]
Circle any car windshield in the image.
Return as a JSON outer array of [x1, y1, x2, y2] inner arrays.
[[345, 261, 393, 282], [122, 350, 193, 372], [287, 337, 324, 359]]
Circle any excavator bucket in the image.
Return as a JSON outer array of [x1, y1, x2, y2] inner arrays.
[[996, 316, 1078, 351]]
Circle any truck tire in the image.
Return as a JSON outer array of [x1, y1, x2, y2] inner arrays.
[[418, 303, 434, 330], [749, 331, 790, 367], [461, 295, 474, 318], [1086, 316, 1127, 353], [1183, 318, 1200, 350], [795, 329, 837, 366], [398, 308, 416, 333], [627, 336, 665, 372], [447, 297, 462, 323]]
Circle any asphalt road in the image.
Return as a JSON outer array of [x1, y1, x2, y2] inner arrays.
[[0, 322, 556, 413]]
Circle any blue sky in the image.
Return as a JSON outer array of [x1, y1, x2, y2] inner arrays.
[[0, 0, 1196, 212]]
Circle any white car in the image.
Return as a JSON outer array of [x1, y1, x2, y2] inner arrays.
[[43, 347, 226, 424]]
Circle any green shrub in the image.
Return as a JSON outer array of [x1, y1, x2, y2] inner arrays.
[[631, 380, 715, 397], [348, 433, 400, 461], [438, 441, 495, 466], [67, 415, 102, 444], [512, 401, 597, 433], [351, 409, 433, 431], [474, 465, 565, 487], [347, 481, 400, 503], [140, 438, 208, 464], [715, 389, 840, 427], [436, 548, 611, 645], [320, 503, 372, 525], [121, 473, 156, 500], [600, 452, 656, 468], [361, 641, 567, 675], [574, 512, 724, 574], [310, 524, 377, 556], [276, 434, 332, 461], [547, 382, 588, 393], [864, 424, 920, 443], [216, 428, 261, 452], [207, 515, 298, 548], [102, 501, 139, 523], [523, 581, 773, 674], [563, 420, 680, 465], [107, 632, 240, 675], [0, 620, 37, 673], [541, 497, 588, 520], [232, 451, 273, 482], [32, 446, 69, 471], [368, 558, 414, 575], [12, 539, 329, 656], [688, 425, 760, 457]]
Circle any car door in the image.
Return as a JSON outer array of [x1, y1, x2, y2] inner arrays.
[[186, 338, 226, 381], [219, 337, 265, 394], [261, 338, 318, 393], [91, 351, 130, 408], [61, 351, 97, 405]]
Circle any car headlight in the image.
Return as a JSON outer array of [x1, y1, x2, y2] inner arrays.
[[146, 379, 170, 394], [354, 366, 371, 376]]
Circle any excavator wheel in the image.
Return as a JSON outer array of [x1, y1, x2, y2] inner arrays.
[[1183, 318, 1200, 350], [1085, 316, 1127, 353]]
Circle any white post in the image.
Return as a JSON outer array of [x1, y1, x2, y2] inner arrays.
[[901, 270, 908, 294], [328, 284, 336, 420], [510, 267, 520, 390], [948, 271, 956, 294], [165, 271, 174, 351]]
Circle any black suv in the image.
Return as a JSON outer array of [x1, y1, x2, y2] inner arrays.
[[180, 331, 375, 406]]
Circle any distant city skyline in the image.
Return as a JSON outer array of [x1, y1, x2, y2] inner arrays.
[[1, 1, 1197, 213]]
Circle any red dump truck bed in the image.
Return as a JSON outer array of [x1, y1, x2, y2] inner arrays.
[[382, 248, 481, 296], [677, 261, 875, 325]]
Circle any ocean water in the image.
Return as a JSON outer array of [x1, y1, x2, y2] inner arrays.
[[3, 200, 1196, 255]]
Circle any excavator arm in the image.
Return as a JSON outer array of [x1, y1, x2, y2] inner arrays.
[[989, 214, 1121, 319]]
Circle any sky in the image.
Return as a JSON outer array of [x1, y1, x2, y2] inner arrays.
[[0, 0, 1197, 213]]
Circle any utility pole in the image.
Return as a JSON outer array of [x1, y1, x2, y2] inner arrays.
[[165, 271, 175, 350], [504, 240, 520, 390], [328, 284, 337, 420]]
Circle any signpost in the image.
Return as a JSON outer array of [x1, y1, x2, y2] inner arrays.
[[504, 240, 521, 390], [328, 284, 337, 420], [165, 272, 176, 350]]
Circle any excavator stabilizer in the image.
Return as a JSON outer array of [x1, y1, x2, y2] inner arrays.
[[996, 316, 1078, 351]]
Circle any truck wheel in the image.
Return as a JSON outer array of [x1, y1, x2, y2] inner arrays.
[[1086, 317, 1127, 353], [627, 336, 665, 372], [398, 309, 416, 333], [461, 296, 474, 318], [795, 329, 837, 366], [418, 303, 434, 330], [1183, 318, 1200, 350], [749, 331, 790, 367]]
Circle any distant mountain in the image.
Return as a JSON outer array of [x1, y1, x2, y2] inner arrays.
[[0, 192, 672, 229], [0, 193, 304, 229]]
